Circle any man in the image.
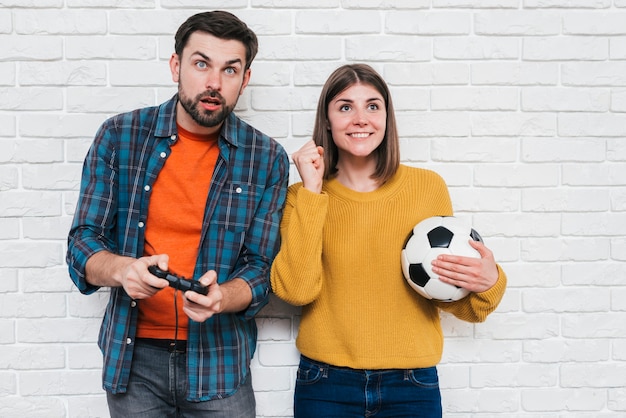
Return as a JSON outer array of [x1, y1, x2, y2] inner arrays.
[[67, 11, 289, 417]]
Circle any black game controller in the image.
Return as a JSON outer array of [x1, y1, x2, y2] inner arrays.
[[148, 265, 208, 295]]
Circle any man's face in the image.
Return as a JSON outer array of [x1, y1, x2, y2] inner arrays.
[[170, 31, 251, 134]]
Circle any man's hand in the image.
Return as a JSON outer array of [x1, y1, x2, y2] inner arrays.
[[182, 272, 252, 322], [86, 251, 170, 299]]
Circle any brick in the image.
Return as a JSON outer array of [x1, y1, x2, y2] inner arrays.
[[0, 294, 67, 318], [385, 62, 469, 85], [0, 242, 62, 268], [397, 111, 470, 137], [341, 0, 429, 8], [612, 88, 626, 112], [0, 88, 63, 111], [524, 37, 608, 61], [522, 388, 606, 412], [522, 188, 609, 212], [347, 36, 432, 62], [431, 138, 517, 162], [471, 364, 558, 387], [472, 62, 558, 85], [14, 10, 106, 35], [562, 62, 626, 86], [563, 313, 626, 338], [20, 114, 105, 138], [0, 36, 62, 61], [471, 113, 556, 137], [562, 163, 626, 186], [563, 213, 626, 236], [0, 166, 18, 190], [0, 62, 15, 86], [68, 0, 156, 6], [475, 11, 560, 35], [66, 36, 157, 60], [522, 87, 610, 112], [0, 345, 65, 369], [432, 87, 518, 110], [251, 87, 319, 111], [435, 37, 519, 60], [611, 37, 626, 60], [523, 339, 610, 363], [434, 0, 518, 7], [0, 192, 61, 217], [562, 261, 626, 286], [521, 238, 609, 262], [563, 13, 626, 35], [386, 11, 470, 35], [20, 62, 106, 86], [525, 0, 610, 7], [474, 163, 559, 187], [523, 288, 610, 313], [18, 318, 102, 343], [558, 113, 626, 137], [20, 371, 102, 395], [295, 10, 381, 34], [0, 396, 66, 416]]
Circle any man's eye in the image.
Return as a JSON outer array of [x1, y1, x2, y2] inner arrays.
[[225, 67, 236, 75], [196, 61, 207, 69]]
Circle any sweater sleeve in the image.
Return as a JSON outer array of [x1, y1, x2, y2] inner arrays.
[[270, 184, 329, 306], [436, 264, 507, 322]]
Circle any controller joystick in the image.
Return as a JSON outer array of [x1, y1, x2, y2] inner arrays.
[[148, 265, 208, 295]]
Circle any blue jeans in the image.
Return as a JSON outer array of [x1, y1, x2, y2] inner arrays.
[[294, 355, 442, 418], [106, 340, 256, 418]]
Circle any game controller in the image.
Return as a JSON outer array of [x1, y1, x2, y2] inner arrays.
[[148, 265, 208, 295]]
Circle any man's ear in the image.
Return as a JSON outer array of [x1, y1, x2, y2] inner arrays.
[[239, 68, 252, 96], [170, 53, 180, 83]]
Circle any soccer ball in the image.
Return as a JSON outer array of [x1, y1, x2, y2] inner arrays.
[[401, 216, 483, 302]]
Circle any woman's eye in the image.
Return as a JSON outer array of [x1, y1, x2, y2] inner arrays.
[[368, 103, 379, 111], [340, 105, 351, 112]]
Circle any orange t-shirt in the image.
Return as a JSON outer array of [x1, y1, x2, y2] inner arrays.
[[136, 124, 219, 340]]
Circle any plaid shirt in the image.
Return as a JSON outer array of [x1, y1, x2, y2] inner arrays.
[[67, 95, 289, 401]]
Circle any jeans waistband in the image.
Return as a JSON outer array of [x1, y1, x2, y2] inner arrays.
[[136, 338, 187, 353]]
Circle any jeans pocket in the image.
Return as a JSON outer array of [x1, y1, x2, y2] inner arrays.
[[296, 357, 325, 385], [406, 367, 440, 389]]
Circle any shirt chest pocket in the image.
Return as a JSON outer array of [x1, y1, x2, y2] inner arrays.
[[210, 182, 262, 233]]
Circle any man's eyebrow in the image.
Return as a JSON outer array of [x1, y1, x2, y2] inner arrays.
[[191, 51, 243, 66]]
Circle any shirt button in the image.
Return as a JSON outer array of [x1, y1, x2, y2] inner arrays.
[[236, 187, 242, 193], [126, 338, 132, 345], [144, 185, 150, 192], [138, 222, 144, 228], [160, 152, 167, 158], [130, 301, 136, 308], [170, 135, 176, 140]]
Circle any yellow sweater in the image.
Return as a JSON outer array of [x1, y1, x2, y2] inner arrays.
[[271, 165, 507, 369]]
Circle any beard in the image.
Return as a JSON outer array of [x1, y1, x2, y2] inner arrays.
[[178, 87, 236, 128]]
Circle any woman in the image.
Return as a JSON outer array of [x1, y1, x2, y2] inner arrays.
[[270, 64, 507, 417]]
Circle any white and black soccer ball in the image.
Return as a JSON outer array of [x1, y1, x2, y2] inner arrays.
[[401, 216, 483, 302]]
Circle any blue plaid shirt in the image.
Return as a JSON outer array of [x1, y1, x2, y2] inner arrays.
[[67, 95, 289, 401]]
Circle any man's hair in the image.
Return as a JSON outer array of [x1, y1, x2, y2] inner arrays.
[[312, 63, 400, 184], [174, 10, 258, 70]]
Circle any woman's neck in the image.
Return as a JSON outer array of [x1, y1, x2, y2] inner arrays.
[[335, 156, 380, 192]]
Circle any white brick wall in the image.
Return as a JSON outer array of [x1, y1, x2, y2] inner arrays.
[[0, 1, 625, 417]]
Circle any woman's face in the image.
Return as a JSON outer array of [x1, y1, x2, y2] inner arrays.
[[327, 82, 387, 160]]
